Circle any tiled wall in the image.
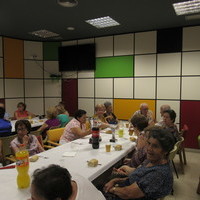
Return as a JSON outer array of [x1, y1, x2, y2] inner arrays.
[[62, 26, 200, 149], [0, 37, 62, 116]]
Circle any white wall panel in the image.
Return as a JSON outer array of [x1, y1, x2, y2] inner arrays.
[[95, 36, 113, 57], [25, 98, 44, 115], [156, 100, 180, 124], [78, 98, 94, 117], [5, 98, 24, 118], [182, 52, 200, 75], [114, 34, 134, 56], [78, 79, 94, 97], [157, 77, 180, 99], [135, 55, 156, 76], [78, 71, 94, 78], [95, 78, 113, 98], [25, 80, 43, 97], [44, 61, 60, 78], [5, 79, 24, 98], [78, 38, 94, 45], [44, 80, 61, 97], [24, 60, 43, 78], [62, 40, 77, 46], [114, 78, 133, 98], [135, 31, 156, 54], [182, 77, 200, 100], [157, 53, 181, 76], [135, 78, 156, 99], [0, 79, 4, 98], [45, 98, 61, 112], [95, 98, 113, 106], [24, 41, 43, 60], [62, 71, 78, 78], [183, 26, 200, 51]]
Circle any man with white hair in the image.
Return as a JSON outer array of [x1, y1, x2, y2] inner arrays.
[[156, 104, 171, 126], [133, 103, 154, 125]]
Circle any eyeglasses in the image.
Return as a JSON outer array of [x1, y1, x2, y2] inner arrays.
[[17, 128, 27, 132]]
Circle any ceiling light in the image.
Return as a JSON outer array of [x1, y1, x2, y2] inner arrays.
[[86, 16, 120, 29], [29, 30, 60, 38], [57, 0, 78, 7], [67, 27, 75, 30], [173, 0, 200, 15]]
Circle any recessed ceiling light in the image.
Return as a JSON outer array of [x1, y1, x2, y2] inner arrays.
[[85, 16, 120, 29], [67, 27, 75, 30], [57, 0, 78, 7], [173, 0, 200, 15], [29, 30, 60, 38]]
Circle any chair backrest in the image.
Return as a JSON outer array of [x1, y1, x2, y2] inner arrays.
[[0, 134, 17, 160], [46, 128, 65, 142], [49, 125, 61, 130], [169, 145, 178, 160], [175, 137, 184, 150]]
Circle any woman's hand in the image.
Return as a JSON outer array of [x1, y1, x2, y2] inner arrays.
[[104, 179, 116, 193], [117, 165, 135, 176], [23, 135, 29, 145]]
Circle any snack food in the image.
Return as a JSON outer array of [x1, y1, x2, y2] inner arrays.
[[106, 130, 112, 134], [114, 144, 122, 151], [87, 159, 98, 167], [29, 155, 39, 162], [130, 137, 137, 142]]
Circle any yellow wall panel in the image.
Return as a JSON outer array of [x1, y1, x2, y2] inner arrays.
[[114, 99, 156, 120], [4, 38, 24, 78]]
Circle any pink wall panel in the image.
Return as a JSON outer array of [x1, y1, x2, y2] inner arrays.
[[181, 101, 200, 149], [62, 79, 78, 116]]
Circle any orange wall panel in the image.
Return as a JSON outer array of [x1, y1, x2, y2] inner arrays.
[[4, 38, 24, 78], [114, 99, 156, 120]]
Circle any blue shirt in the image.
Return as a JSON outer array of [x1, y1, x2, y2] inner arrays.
[[0, 118, 12, 137]]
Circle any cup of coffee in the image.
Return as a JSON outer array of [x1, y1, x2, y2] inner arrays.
[[105, 144, 111, 152], [129, 129, 134, 136]]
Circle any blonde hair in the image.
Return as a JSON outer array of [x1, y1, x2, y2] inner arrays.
[[46, 107, 57, 119], [95, 104, 105, 112], [55, 105, 66, 115]]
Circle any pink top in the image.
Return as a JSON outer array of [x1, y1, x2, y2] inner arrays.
[[15, 110, 29, 118], [60, 118, 86, 143]]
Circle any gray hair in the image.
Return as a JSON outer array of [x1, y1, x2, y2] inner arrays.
[[160, 104, 171, 112], [104, 101, 112, 109]]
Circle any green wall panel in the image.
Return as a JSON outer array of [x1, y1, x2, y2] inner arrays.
[[43, 42, 61, 61], [95, 56, 134, 78]]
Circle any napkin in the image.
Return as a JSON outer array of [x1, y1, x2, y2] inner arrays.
[[62, 152, 77, 157]]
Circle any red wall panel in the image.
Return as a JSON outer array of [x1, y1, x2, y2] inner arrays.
[[181, 101, 200, 149], [62, 79, 78, 116]]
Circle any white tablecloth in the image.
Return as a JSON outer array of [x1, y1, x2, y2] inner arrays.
[[11, 117, 46, 132], [0, 128, 136, 200]]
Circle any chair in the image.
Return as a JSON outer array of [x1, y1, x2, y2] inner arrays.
[[169, 145, 179, 178], [0, 134, 17, 166], [45, 127, 65, 147]]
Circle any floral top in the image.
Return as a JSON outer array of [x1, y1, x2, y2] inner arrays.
[[11, 135, 43, 156], [60, 118, 86, 143], [112, 162, 173, 200]]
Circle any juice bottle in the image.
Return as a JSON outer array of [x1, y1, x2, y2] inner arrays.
[[16, 144, 30, 189]]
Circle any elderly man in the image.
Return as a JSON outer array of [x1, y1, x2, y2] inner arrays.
[[156, 104, 171, 126], [133, 103, 154, 125]]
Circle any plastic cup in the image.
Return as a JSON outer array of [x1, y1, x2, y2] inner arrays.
[[118, 129, 124, 138], [129, 129, 134, 136], [105, 144, 111, 152], [125, 123, 129, 128]]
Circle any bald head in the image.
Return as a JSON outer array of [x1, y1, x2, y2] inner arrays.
[[160, 104, 171, 117], [140, 103, 149, 116]]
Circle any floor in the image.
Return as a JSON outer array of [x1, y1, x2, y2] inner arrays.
[[165, 150, 200, 200]]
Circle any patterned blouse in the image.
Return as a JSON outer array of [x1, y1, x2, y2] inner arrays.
[[107, 162, 173, 200], [59, 118, 86, 143]]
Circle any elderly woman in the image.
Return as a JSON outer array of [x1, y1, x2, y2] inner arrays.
[[93, 104, 109, 129], [14, 102, 35, 120], [29, 165, 105, 200], [103, 101, 118, 124], [59, 109, 91, 144], [104, 128, 175, 200], [11, 120, 44, 156], [157, 109, 180, 142], [56, 105, 70, 127]]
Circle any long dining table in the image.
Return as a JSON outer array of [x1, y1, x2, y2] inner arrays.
[[0, 125, 136, 200]]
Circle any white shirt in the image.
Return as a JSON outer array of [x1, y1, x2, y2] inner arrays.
[[72, 174, 106, 200]]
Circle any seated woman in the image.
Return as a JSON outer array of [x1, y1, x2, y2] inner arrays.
[[11, 120, 44, 156], [29, 164, 105, 200], [14, 102, 35, 120], [56, 105, 70, 127], [37, 107, 61, 139], [104, 101, 118, 124], [156, 109, 180, 142], [93, 104, 109, 129], [58, 101, 69, 116], [104, 128, 176, 200], [122, 114, 149, 169], [59, 109, 91, 144]]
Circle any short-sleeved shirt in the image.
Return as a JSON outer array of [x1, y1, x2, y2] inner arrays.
[[57, 114, 70, 127], [10, 135, 42, 156], [0, 119, 12, 137], [15, 110, 29, 118], [111, 162, 173, 200], [60, 118, 86, 143]]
